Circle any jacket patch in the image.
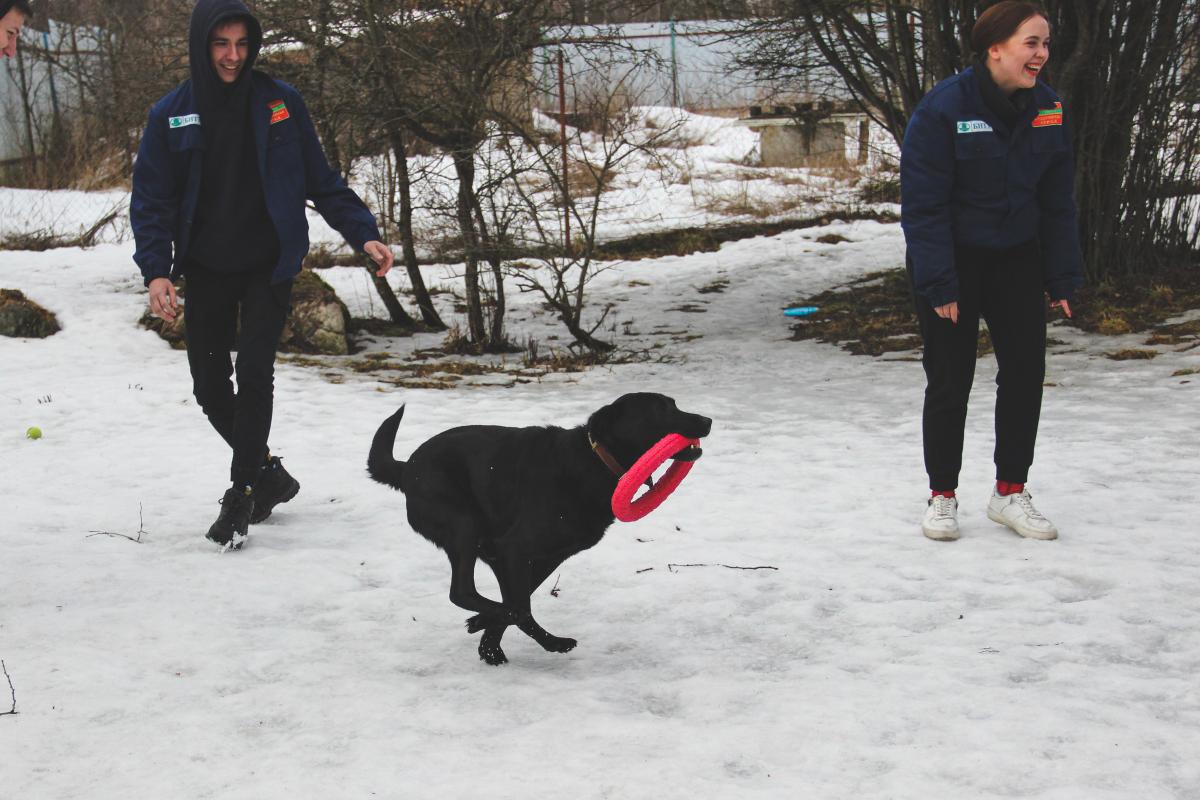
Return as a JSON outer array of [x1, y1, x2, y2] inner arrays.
[[956, 120, 993, 134], [169, 114, 201, 129], [269, 100, 290, 125], [1033, 102, 1063, 127]]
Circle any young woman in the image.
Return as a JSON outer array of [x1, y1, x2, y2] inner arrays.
[[1, 0, 32, 59], [900, 1, 1084, 542]]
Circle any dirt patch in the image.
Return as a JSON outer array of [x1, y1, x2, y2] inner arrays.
[[697, 279, 730, 294], [1070, 264, 1200, 335], [592, 211, 898, 262], [1105, 348, 1158, 361], [815, 233, 850, 245], [785, 269, 977, 357], [789, 261, 1200, 358]]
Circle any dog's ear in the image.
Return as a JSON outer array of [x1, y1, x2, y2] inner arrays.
[[586, 401, 619, 440]]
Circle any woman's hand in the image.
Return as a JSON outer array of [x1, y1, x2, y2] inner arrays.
[[934, 301, 959, 324]]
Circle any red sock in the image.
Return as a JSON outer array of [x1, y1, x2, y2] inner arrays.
[[931, 489, 956, 498], [996, 481, 1024, 496]]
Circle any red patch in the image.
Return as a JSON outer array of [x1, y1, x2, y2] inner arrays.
[[268, 100, 290, 125], [1033, 101, 1063, 127]]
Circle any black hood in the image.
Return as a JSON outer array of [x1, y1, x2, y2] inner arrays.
[[188, 0, 263, 113]]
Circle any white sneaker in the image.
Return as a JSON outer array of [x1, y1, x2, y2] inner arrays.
[[922, 495, 960, 541], [987, 488, 1058, 540]]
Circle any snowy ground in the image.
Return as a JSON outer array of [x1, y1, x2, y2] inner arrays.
[[2, 111, 1199, 796]]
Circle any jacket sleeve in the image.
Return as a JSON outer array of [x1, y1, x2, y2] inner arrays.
[[292, 90, 382, 253], [130, 107, 178, 287], [1037, 114, 1085, 303], [900, 104, 959, 307]]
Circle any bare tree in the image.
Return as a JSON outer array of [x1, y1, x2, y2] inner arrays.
[[491, 76, 687, 352]]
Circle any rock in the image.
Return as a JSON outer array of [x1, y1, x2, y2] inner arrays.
[[280, 269, 351, 355], [137, 269, 350, 356], [138, 280, 187, 349], [0, 289, 61, 338]]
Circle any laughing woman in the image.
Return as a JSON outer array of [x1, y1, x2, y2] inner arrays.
[[900, 1, 1084, 542]]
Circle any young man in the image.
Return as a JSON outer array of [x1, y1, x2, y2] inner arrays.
[[131, 0, 394, 549], [1, 0, 32, 59]]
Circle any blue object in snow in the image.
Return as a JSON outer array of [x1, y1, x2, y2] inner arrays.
[[784, 306, 819, 317]]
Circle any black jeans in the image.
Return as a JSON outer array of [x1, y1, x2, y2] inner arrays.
[[908, 241, 1047, 492], [183, 261, 293, 488]]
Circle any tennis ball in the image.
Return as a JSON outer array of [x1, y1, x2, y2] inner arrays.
[[26, 426, 42, 440]]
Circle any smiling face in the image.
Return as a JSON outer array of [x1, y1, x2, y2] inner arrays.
[[2, 8, 27, 59], [986, 14, 1050, 94], [209, 18, 250, 84]]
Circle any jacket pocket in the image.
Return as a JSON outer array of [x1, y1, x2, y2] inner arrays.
[[954, 132, 1006, 188], [1031, 127, 1067, 153], [953, 131, 1006, 160], [167, 125, 204, 153]]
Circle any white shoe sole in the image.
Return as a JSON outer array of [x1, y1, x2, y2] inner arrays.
[[922, 525, 960, 541], [987, 508, 1058, 540]]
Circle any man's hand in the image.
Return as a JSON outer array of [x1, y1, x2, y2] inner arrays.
[[934, 301, 959, 324], [1050, 298, 1073, 318], [363, 240, 394, 277], [148, 277, 179, 322]]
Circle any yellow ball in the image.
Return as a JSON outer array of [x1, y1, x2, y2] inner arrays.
[[26, 427, 42, 440]]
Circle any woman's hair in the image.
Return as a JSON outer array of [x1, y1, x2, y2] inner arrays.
[[971, 1, 1049, 58]]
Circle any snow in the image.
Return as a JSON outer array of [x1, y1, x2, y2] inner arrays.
[[2, 125, 1200, 798]]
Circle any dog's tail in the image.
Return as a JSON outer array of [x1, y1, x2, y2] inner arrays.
[[367, 405, 407, 490]]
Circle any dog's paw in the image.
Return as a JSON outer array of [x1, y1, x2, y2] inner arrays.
[[465, 613, 488, 634], [478, 643, 508, 665], [541, 635, 577, 653]]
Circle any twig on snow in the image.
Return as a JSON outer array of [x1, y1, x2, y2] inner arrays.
[[549, 574, 562, 597], [667, 563, 779, 574], [87, 503, 148, 544], [1, 660, 17, 716]]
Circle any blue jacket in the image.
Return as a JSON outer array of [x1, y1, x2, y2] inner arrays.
[[130, 73, 381, 286], [900, 66, 1084, 307]]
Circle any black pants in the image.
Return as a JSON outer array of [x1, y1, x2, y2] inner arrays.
[[908, 241, 1047, 492], [183, 261, 293, 488]]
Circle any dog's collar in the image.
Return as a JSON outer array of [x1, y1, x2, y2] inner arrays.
[[588, 430, 654, 488], [588, 430, 627, 479]]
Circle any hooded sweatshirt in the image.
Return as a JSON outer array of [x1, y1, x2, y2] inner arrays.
[[186, 0, 279, 272]]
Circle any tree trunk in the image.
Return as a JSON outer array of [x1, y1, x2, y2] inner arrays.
[[452, 149, 487, 345], [391, 129, 446, 329]]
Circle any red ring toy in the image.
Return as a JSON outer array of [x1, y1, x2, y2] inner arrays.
[[611, 433, 701, 522]]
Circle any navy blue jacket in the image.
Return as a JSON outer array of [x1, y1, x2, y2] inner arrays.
[[901, 66, 1084, 307], [130, 73, 381, 286]]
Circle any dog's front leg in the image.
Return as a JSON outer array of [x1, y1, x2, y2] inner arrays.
[[496, 553, 577, 655]]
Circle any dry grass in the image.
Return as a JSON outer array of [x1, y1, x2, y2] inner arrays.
[[1071, 265, 1200, 334], [1105, 348, 1159, 360]]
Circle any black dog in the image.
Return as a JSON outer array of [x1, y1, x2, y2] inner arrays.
[[368, 393, 712, 665]]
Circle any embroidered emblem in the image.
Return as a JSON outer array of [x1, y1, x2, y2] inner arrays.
[[169, 114, 201, 129], [269, 100, 290, 125], [1033, 101, 1063, 128], [956, 120, 993, 134]]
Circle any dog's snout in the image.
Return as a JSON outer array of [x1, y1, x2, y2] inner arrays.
[[679, 412, 712, 439]]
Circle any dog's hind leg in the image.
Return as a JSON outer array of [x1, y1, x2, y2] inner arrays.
[[442, 532, 508, 620]]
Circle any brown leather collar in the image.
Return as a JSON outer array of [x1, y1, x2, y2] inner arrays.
[[588, 430, 654, 488], [588, 430, 626, 478]]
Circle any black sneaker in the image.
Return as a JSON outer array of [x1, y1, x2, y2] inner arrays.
[[206, 487, 255, 549], [250, 456, 300, 524]]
